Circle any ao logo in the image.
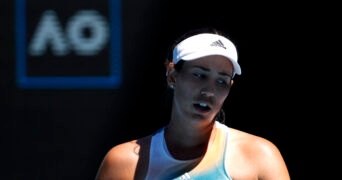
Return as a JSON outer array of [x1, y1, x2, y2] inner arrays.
[[16, 0, 122, 89], [15, 0, 122, 89], [29, 10, 109, 56]]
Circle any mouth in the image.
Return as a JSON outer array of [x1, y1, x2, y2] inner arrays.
[[194, 102, 211, 112]]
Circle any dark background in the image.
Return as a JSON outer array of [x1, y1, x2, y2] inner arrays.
[[1, 0, 337, 179]]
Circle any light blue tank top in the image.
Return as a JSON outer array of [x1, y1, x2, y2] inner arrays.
[[145, 121, 232, 180]]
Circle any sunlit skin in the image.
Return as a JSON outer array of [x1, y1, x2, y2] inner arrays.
[[95, 55, 290, 180]]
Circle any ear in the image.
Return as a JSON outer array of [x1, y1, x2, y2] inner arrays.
[[167, 62, 176, 88], [230, 79, 234, 86]]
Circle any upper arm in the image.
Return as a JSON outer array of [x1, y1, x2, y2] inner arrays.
[[254, 138, 291, 180], [95, 142, 139, 180], [226, 129, 290, 180]]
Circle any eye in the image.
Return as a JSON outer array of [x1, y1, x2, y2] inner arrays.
[[217, 79, 227, 85], [193, 73, 205, 79], [217, 78, 231, 88]]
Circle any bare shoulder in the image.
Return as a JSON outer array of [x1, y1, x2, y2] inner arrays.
[[228, 127, 281, 157], [226, 127, 290, 180], [95, 136, 152, 180]]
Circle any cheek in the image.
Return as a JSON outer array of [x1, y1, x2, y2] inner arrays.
[[176, 81, 197, 98], [175, 75, 198, 94], [216, 90, 229, 104], [219, 96, 228, 106]]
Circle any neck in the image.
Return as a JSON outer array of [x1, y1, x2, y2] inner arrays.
[[164, 121, 216, 160]]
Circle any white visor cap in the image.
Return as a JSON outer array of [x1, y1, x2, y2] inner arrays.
[[172, 33, 241, 75]]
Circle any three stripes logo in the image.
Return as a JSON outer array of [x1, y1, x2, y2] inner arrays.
[[210, 40, 226, 49]]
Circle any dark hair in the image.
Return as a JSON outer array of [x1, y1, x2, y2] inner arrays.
[[163, 27, 230, 124]]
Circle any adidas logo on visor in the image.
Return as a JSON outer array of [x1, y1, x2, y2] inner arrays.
[[210, 40, 226, 49], [172, 33, 241, 75]]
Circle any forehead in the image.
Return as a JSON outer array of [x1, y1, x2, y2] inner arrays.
[[183, 55, 234, 75]]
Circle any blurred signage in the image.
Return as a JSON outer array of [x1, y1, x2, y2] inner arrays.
[[15, 0, 122, 89]]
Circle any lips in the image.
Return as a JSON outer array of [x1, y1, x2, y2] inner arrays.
[[194, 102, 211, 112]]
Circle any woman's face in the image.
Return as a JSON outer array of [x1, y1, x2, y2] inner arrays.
[[171, 55, 234, 122]]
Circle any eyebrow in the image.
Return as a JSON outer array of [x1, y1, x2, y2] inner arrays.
[[192, 66, 232, 78]]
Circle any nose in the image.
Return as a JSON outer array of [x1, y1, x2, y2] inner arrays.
[[201, 89, 214, 97]]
